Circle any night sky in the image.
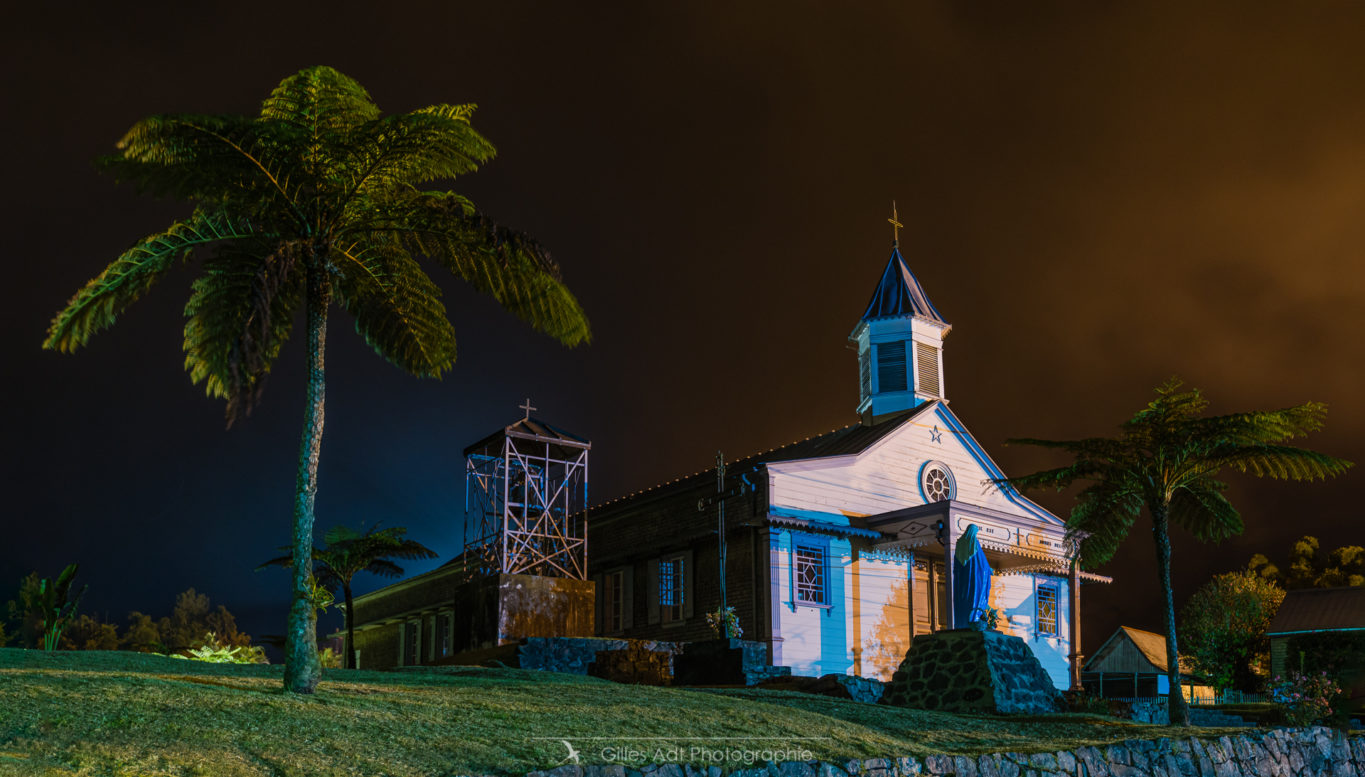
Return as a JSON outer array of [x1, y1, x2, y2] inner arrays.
[[4, 2, 1363, 656]]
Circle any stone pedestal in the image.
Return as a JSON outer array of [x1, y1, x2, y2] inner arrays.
[[882, 628, 1063, 715]]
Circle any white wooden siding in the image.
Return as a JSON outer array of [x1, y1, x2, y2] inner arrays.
[[768, 411, 1035, 519]]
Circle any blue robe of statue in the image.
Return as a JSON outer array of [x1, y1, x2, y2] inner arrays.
[[952, 524, 993, 629]]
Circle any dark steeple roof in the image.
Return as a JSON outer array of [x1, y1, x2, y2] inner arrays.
[[860, 244, 947, 325]]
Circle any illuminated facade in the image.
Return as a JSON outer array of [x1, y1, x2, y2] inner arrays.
[[586, 239, 1108, 686]]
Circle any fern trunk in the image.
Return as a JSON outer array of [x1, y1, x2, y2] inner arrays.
[[284, 262, 330, 694], [1152, 502, 1190, 725], [343, 581, 356, 670]]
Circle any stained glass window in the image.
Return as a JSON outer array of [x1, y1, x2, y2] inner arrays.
[[1037, 583, 1058, 636]]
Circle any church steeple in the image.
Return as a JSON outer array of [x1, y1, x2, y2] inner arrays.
[[850, 212, 951, 423]]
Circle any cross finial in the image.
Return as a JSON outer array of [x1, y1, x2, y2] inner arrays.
[[519, 397, 536, 419], [888, 200, 903, 245]]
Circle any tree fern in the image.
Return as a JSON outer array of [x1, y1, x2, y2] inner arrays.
[[999, 378, 1351, 725], [45, 66, 590, 692]]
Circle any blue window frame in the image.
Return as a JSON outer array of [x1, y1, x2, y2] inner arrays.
[[1037, 582, 1058, 636], [794, 543, 828, 606]]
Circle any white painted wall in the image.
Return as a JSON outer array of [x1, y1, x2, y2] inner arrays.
[[770, 540, 1074, 688]]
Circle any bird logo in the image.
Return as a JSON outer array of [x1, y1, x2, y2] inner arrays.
[[559, 740, 581, 765]]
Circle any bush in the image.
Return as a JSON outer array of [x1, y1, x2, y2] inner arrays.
[[1269, 671, 1340, 726], [318, 646, 342, 668], [171, 632, 268, 664]]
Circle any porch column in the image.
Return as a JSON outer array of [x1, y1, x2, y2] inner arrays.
[[942, 519, 956, 629], [927, 561, 938, 633], [1069, 560, 1083, 691], [907, 551, 917, 641]]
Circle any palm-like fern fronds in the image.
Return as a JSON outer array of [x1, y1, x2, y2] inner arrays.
[[183, 244, 306, 424], [998, 378, 1351, 725], [45, 211, 264, 353], [331, 242, 457, 377]]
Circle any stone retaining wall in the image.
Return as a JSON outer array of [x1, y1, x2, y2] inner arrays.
[[525, 727, 1364, 777]]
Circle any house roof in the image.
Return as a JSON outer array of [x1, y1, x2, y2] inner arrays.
[[589, 402, 941, 513], [860, 244, 947, 325], [1084, 626, 1195, 675], [1118, 626, 1171, 672], [1267, 586, 1365, 636]]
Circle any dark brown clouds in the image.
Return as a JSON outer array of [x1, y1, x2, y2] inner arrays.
[[3, 1, 1362, 650]]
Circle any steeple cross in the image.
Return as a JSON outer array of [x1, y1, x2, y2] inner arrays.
[[519, 398, 536, 419], [888, 200, 903, 244]]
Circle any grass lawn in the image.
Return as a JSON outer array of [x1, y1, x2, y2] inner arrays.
[[0, 649, 1251, 777]]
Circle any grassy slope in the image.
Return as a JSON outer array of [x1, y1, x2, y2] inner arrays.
[[0, 649, 1244, 777]]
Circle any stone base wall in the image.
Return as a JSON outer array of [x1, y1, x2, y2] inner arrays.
[[883, 628, 1062, 715], [517, 637, 682, 675], [527, 727, 1364, 777]]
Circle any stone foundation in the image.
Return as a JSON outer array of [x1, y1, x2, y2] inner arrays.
[[673, 639, 792, 686], [882, 628, 1062, 715], [758, 673, 887, 704], [525, 726, 1365, 777], [590, 643, 674, 685]]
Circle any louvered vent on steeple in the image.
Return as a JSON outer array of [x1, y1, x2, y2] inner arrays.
[[877, 341, 908, 392], [916, 342, 940, 398]]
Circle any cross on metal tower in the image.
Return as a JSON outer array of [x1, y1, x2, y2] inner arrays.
[[463, 405, 590, 579]]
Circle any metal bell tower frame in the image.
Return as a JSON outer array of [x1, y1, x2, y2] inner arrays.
[[463, 403, 590, 580]]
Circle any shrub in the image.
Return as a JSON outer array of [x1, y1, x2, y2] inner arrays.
[[171, 632, 268, 664], [1269, 671, 1340, 726], [705, 606, 741, 638], [319, 646, 342, 669]]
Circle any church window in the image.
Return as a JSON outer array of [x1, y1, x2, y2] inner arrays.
[[916, 342, 940, 397], [1037, 582, 1058, 636], [876, 341, 908, 392], [794, 545, 827, 605], [659, 555, 685, 623], [920, 461, 956, 503], [859, 350, 871, 397], [604, 569, 624, 632]]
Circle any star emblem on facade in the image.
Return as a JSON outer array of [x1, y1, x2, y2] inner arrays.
[[930, 425, 943, 444]]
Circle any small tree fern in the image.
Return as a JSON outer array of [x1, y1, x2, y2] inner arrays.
[[259, 524, 437, 670], [44, 66, 589, 692], [998, 379, 1351, 725]]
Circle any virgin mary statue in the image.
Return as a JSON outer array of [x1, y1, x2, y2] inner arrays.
[[952, 523, 993, 629]]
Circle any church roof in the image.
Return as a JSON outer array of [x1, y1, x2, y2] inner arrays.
[[590, 403, 939, 512], [860, 244, 947, 325]]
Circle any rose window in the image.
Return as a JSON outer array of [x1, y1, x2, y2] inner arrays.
[[921, 462, 956, 502]]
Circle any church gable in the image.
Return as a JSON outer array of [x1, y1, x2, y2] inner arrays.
[[766, 401, 1061, 526]]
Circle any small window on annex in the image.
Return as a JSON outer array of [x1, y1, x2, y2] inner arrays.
[[659, 555, 685, 623]]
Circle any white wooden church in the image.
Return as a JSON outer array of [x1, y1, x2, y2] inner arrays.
[[585, 232, 1108, 687]]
